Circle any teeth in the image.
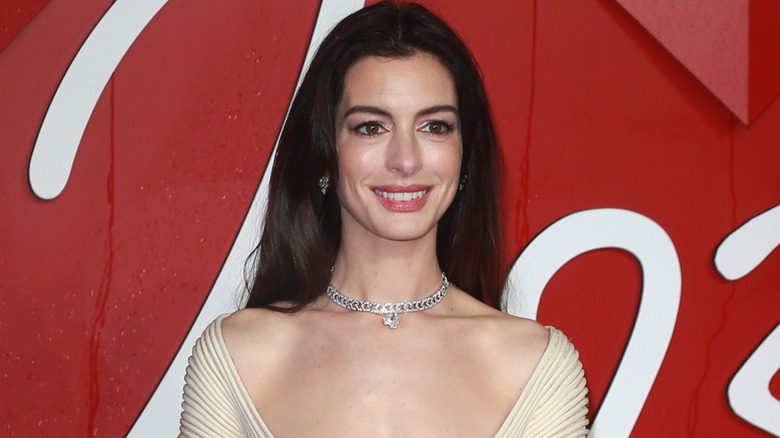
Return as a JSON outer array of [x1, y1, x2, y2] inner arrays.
[[374, 189, 427, 201]]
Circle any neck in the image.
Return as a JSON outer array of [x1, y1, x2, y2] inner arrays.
[[331, 229, 443, 303]]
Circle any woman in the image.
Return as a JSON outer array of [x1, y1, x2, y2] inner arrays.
[[180, 2, 589, 437]]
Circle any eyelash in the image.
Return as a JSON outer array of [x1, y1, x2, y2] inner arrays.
[[353, 120, 387, 137], [351, 120, 456, 138], [421, 120, 455, 136]]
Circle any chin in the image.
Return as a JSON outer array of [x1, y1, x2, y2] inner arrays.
[[376, 225, 438, 242]]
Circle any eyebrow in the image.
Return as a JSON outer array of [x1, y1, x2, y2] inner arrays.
[[342, 104, 459, 119]]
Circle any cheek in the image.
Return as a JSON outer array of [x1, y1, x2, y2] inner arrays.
[[336, 147, 371, 190], [338, 143, 384, 177], [434, 143, 463, 180]]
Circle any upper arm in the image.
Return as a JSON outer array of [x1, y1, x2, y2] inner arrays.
[[219, 308, 291, 397], [526, 329, 589, 437], [498, 317, 551, 389], [179, 318, 245, 437]]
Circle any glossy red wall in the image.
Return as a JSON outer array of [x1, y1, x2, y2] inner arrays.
[[1, 0, 778, 436]]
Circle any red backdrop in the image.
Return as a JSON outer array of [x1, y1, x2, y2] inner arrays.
[[1, 0, 778, 436]]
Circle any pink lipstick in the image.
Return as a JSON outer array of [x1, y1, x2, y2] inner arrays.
[[372, 185, 431, 212]]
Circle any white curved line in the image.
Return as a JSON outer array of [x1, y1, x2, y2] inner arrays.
[[28, 0, 169, 200], [714, 204, 780, 280], [506, 208, 681, 438], [716, 204, 780, 435], [727, 324, 780, 436], [126, 1, 365, 436]]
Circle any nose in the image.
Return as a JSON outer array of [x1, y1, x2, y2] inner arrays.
[[386, 127, 422, 176]]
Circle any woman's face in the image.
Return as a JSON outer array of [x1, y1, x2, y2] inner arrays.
[[335, 53, 462, 244]]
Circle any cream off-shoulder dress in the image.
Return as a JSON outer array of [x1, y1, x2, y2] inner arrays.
[[179, 315, 589, 438]]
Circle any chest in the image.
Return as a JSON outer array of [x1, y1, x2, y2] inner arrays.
[[251, 333, 517, 437]]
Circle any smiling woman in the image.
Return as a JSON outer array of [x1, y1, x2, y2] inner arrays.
[[336, 54, 462, 243], [179, 2, 589, 437]]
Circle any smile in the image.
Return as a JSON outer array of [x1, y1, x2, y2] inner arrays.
[[373, 189, 428, 201]]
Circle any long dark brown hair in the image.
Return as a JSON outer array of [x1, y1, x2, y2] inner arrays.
[[245, 1, 504, 310]]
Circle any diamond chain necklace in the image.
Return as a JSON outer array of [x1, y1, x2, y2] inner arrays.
[[326, 272, 449, 329]]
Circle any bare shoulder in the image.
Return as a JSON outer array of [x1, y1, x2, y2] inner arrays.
[[223, 307, 283, 339], [481, 308, 551, 369], [220, 307, 301, 376], [451, 291, 551, 379], [452, 290, 550, 356]]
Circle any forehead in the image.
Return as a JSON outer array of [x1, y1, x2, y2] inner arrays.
[[339, 53, 457, 110]]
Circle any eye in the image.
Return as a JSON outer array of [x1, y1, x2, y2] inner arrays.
[[421, 120, 455, 136], [354, 121, 387, 137]]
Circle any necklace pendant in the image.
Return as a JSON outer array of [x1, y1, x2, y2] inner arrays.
[[383, 312, 399, 329], [326, 272, 448, 331]]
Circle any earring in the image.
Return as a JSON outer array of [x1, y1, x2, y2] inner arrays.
[[458, 173, 468, 191], [318, 176, 330, 194]]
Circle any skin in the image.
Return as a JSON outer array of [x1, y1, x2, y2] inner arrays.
[[223, 53, 550, 437]]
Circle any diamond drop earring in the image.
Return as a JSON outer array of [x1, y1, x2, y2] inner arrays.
[[458, 173, 468, 191], [318, 176, 330, 195]]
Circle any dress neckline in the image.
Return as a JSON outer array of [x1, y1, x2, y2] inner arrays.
[[212, 313, 558, 437]]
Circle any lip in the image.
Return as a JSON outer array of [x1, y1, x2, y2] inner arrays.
[[372, 185, 431, 212]]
